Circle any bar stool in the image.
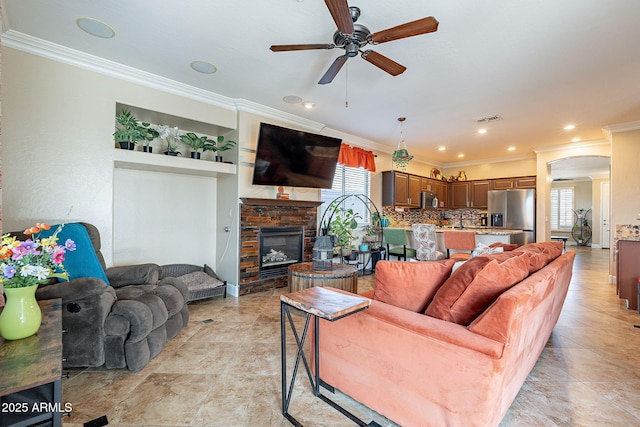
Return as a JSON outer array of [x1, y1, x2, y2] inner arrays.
[[383, 228, 416, 261], [443, 230, 476, 260]]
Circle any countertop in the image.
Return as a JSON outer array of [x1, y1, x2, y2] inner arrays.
[[395, 226, 524, 236]]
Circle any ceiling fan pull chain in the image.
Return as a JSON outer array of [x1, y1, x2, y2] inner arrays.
[[345, 62, 349, 108]]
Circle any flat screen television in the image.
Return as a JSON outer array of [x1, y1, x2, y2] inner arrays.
[[251, 123, 342, 189]]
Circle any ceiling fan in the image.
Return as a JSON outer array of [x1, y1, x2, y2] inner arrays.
[[270, 0, 439, 85]]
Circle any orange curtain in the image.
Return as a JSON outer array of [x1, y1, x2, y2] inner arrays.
[[338, 144, 376, 172]]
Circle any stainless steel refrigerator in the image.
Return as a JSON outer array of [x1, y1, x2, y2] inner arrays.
[[488, 189, 536, 246]]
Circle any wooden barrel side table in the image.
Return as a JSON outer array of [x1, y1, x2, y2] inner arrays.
[[288, 262, 358, 293]]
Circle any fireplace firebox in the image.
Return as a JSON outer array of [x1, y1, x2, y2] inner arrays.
[[259, 227, 304, 279]]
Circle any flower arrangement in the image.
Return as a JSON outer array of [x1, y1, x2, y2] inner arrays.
[[0, 223, 76, 288], [156, 125, 183, 154]]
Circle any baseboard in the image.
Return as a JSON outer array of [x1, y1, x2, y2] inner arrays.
[[227, 282, 239, 297], [591, 244, 602, 249], [610, 275, 616, 284]]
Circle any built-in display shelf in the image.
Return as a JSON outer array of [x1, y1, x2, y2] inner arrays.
[[114, 149, 236, 177]]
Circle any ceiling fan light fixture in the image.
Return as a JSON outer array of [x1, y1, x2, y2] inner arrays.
[[190, 61, 217, 74], [76, 18, 115, 38]]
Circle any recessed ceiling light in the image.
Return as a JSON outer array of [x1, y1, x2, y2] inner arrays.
[[190, 61, 217, 74], [572, 137, 581, 142], [283, 95, 302, 104], [302, 101, 316, 109], [478, 128, 487, 134], [458, 154, 465, 158], [564, 124, 576, 131], [507, 146, 516, 151], [76, 18, 115, 38], [438, 146, 446, 151]]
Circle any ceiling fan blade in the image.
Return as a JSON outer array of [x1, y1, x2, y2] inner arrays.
[[325, 0, 354, 34], [369, 16, 439, 44], [319, 55, 348, 84], [270, 44, 335, 52], [361, 50, 406, 76]]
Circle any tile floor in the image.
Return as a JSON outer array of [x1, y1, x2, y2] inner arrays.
[[60, 246, 640, 426]]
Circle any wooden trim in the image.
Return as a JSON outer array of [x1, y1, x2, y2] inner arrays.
[[240, 198, 322, 208]]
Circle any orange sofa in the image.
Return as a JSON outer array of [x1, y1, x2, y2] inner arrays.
[[313, 242, 575, 427]]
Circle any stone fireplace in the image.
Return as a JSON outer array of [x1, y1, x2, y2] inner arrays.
[[239, 198, 322, 295]]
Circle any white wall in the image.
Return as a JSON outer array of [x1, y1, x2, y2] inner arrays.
[[2, 48, 236, 267]]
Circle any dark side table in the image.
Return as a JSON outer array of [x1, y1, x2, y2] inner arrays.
[[280, 286, 378, 426], [0, 299, 65, 427]]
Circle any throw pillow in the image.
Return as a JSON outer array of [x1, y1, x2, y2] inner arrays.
[[513, 241, 563, 274], [372, 259, 457, 312], [40, 223, 110, 285], [489, 242, 517, 251], [425, 252, 530, 325]]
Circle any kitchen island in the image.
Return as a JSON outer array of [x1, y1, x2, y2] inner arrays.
[[390, 227, 524, 255]]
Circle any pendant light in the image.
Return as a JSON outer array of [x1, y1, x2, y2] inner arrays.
[[392, 117, 413, 170]]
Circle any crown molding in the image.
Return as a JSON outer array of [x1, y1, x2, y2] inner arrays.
[[533, 139, 609, 154], [233, 99, 325, 133], [440, 152, 535, 169], [1, 30, 238, 111], [601, 120, 640, 141]]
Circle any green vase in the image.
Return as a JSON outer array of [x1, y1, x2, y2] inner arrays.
[[0, 284, 42, 340]]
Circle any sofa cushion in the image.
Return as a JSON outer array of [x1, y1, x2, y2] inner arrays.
[[425, 252, 530, 325], [513, 241, 563, 274], [372, 259, 457, 312]]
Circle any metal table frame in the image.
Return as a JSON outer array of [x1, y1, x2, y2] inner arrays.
[[280, 299, 380, 427]]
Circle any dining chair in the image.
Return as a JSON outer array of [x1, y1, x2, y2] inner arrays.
[[383, 228, 416, 261], [411, 224, 445, 261], [443, 230, 476, 260]]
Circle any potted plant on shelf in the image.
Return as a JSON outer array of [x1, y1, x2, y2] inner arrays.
[[156, 125, 182, 156], [113, 108, 144, 150], [180, 132, 215, 159], [205, 135, 236, 162], [140, 124, 159, 153]]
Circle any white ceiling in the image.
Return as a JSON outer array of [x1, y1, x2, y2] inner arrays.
[[2, 0, 637, 177]]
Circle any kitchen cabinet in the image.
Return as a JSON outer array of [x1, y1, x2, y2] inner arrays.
[[470, 180, 490, 208], [515, 176, 536, 189], [491, 176, 536, 190], [449, 180, 489, 208], [382, 171, 421, 208], [616, 240, 640, 310], [450, 181, 470, 208], [492, 178, 515, 190]]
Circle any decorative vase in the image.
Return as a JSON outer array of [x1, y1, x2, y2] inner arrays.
[[215, 155, 223, 162], [118, 141, 135, 150], [190, 152, 201, 159], [0, 284, 42, 340], [164, 151, 181, 156], [143, 146, 153, 153]]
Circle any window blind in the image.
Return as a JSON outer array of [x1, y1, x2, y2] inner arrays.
[[550, 187, 574, 231]]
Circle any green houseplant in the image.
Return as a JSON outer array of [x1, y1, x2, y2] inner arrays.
[[205, 135, 236, 162], [324, 204, 362, 256], [180, 132, 215, 159], [113, 108, 157, 151]]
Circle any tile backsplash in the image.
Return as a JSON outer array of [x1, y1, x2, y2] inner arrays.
[[381, 207, 482, 228]]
